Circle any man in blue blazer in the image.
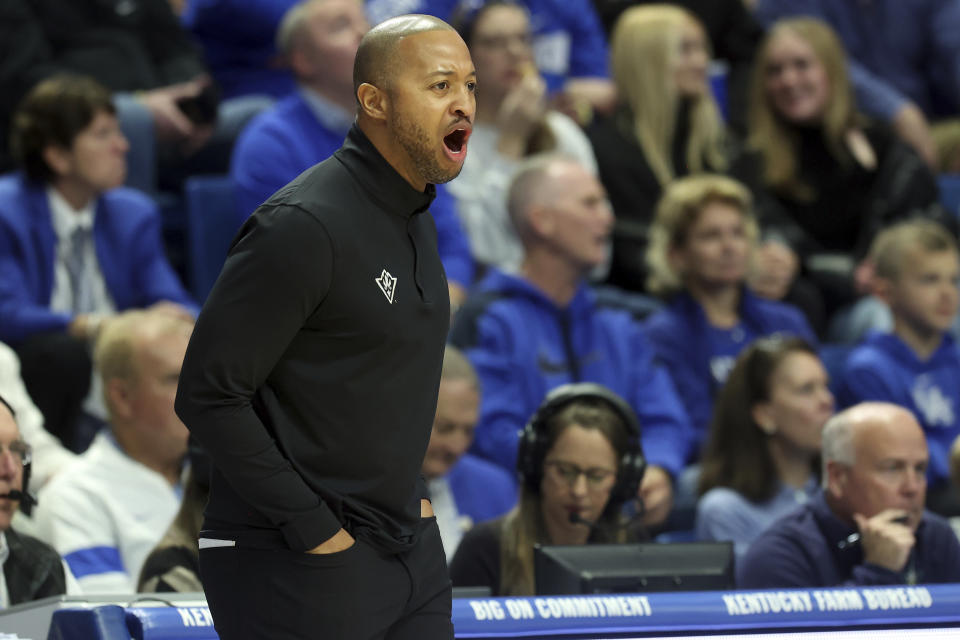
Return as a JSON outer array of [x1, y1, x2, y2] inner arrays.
[[0, 76, 195, 447]]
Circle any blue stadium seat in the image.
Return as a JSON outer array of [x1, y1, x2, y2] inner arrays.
[[183, 175, 241, 302], [48, 605, 131, 640], [938, 174, 960, 218]]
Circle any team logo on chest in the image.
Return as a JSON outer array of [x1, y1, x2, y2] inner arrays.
[[375, 269, 398, 304]]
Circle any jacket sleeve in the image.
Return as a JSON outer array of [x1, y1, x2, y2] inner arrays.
[[0, 221, 72, 344], [627, 325, 693, 477], [736, 529, 821, 588], [174, 205, 341, 552]]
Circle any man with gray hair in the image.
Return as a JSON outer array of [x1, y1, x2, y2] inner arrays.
[[450, 153, 692, 528], [739, 402, 960, 587]]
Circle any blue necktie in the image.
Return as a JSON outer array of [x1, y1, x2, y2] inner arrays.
[[66, 226, 96, 314]]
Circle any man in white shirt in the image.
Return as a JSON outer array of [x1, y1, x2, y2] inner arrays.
[[34, 310, 192, 594]]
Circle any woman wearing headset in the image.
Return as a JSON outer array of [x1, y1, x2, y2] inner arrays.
[[449, 384, 645, 596]]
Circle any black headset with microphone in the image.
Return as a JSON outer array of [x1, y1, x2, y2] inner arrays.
[[0, 393, 36, 514], [516, 382, 646, 506]]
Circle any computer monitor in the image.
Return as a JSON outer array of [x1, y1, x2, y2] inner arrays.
[[534, 542, 734, 595]]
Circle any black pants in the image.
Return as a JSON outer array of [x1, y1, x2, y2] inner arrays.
[[199, 517, 453, 640]]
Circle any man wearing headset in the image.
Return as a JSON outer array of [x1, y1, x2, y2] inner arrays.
[[0, 395, 75, 606]]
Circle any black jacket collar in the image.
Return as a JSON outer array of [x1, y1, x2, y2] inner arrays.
[[335, 124, 436, 219]]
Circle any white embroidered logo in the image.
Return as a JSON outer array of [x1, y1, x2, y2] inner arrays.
[[911, 375, 954, 427], [375, 269, 397, 304]]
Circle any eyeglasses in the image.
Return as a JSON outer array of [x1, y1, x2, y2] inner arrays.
[[0, 440, 31, 467], [544, 460, 616, 489]]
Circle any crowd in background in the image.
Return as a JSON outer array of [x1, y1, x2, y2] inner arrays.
[[1, 0, 960, 605]]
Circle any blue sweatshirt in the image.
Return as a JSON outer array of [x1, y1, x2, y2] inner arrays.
[[644, 290, 816, 459], [836, 331, 960, 488], [230, 91, 474, 287], [449, 270, 693, 477], [738, 490, 960, 588]]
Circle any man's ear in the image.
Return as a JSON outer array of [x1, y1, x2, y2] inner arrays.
[[42, 145, 71, 178], [825, 460, 848, 498], [526, 204, 554, 238], [105, 378, 134, 422], [289, 48, 313, 81], [357, 83, 388, 122]]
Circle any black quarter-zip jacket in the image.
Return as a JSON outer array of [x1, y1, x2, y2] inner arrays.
[[175, 125, 450, 554]]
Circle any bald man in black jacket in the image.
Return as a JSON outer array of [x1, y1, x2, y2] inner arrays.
[[175, 13, 476, 640]]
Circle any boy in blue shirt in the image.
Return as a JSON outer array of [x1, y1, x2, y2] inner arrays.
[[837, 219, 960, 515]]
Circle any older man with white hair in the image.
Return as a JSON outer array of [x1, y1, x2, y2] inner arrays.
[[739, 402, 960, 588]]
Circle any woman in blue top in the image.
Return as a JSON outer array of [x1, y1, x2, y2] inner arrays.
[[696, 336, 834, 561], [643, 174, 815, 457]]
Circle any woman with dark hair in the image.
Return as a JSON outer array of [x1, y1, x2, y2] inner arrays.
[[450, 387, 643, 596], [731, 18, 950, 330], [0, 74, 195, 447], [696, 336, 833, 561]]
